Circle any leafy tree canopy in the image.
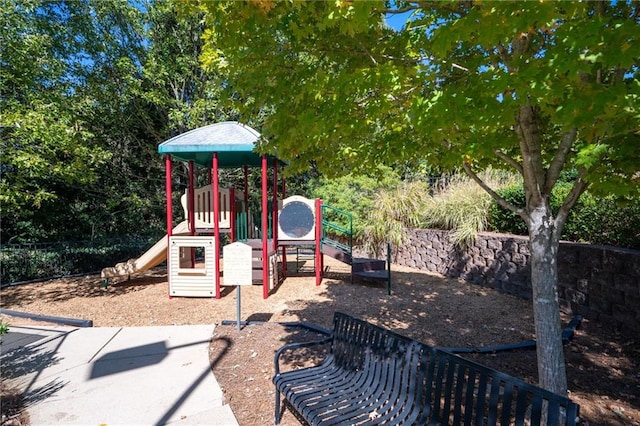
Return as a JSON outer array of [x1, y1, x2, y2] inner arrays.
[[1, 0, 117, 213], [196, 0, 639, 196], [1, 0, 232, 242]]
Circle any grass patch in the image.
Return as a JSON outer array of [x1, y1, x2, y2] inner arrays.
[[422, 169, 520, 247]]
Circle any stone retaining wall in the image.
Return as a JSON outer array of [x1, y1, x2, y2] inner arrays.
[[387, 229, 640, 331]]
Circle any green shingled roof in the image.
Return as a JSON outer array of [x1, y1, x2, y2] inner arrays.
[[157, 121, 283, 168]]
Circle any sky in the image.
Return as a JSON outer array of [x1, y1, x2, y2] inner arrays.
[[385, 9, 414, 31]]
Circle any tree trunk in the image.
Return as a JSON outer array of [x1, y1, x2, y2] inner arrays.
[[528, 204, 568, 395]]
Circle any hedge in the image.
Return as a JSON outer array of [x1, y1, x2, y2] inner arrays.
[[489, 183, 640, 249], [0, 236, 162, 285]]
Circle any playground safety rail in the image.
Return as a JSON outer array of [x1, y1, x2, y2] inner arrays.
[[320, 204, 353, 257]]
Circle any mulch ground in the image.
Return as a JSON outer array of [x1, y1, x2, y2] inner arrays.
[[1, 257, 639, 425]]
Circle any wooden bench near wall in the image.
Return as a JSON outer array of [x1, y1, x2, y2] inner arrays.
[[274, 312, 579, 426]]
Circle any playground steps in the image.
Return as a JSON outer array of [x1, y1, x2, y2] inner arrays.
[[250, 259, 275, 282], [353, 269, 390, 281], [352, 257, 389, 282], [352, 257, 386, 272], [322, 243, 390, 284], [322, 239, 392, 294], [295, 246, 316, 273]]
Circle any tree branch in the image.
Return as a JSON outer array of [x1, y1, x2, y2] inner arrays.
[[382, 5, 420, 15], [462, 162, 529, 221], [420, 55, 470, 72], [544, 127, 577, 194], [515, 104, 546, 207], [554, 168, 589, 239], [357, 40, 378, 66], [450, 62, 470, 72], [495, 43, 512, 73], [493, 149, 523, 175], [597, 126, 640, 143]]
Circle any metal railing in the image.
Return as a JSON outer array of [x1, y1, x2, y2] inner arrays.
[[321, 204, 353, 256]]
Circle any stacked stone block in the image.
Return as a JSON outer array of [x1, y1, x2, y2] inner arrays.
[[390, 229, 640, 331]]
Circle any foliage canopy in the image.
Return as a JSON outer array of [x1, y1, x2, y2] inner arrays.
[[194, 0, 639, 395], [198, 1, 639, 196], [1, 0, 233, 242]]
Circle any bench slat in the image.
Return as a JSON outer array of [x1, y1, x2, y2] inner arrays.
[[303, 360, 375, 423], [451, 363, 467, 424], [463, 366, 477, 424], [500, 381, 515, 425], [476, 369, 489, 425], [487, 374, 502, 424], [374, 342, 427, 425]]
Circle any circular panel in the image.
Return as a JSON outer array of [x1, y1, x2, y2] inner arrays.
[[279, 201, 314, 239]]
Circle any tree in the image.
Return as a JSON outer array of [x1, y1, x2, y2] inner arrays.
[[0, 0, 156, 241], [1, 0, 112, 239], [144, 0, 234, 134], [193, 0, 640, 394], [1, 0, 233, 242]]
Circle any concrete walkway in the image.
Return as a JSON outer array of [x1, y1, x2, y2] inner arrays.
[[1, 324, 239, 425]]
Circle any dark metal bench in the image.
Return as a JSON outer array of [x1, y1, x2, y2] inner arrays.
[[274, 312, 579, 425]]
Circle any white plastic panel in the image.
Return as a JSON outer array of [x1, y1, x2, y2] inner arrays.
[[278, 195, 316, 242], [169, 236, 217, 297]]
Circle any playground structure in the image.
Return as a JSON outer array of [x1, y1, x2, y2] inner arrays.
[[101, 121, 389, 298]]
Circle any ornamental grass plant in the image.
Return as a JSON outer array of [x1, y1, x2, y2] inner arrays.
[[361, 169, 520, 255], [421, 169, 521, 247], [363, 180, 429, 257]]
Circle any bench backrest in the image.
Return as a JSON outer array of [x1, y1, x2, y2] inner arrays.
[[418, 348, 579, 425], [330, 312, 579, 426], [331, 311, 414, 369]]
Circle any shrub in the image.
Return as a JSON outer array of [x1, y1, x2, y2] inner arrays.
[[0, 236, 162, 284], [489, 183, 640, 249], [422, 169, 520, 247], [310, 166, 403, 240], [563, 194, 640, 249], [488, 185, 528, 236], [362, 181, 429, 257]]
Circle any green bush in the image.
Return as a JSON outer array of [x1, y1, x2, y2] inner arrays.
[[363, 181, 429, 256], [489, 183, 640, 249], [489, 183, 580, 236], [488, 185, 528, 236], [310, 166, 403, 240], [0, 236, 163, 284], [565, 195, 640, 248]]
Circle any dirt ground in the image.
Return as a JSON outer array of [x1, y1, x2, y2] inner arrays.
[[1, 257, 639, 425]]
